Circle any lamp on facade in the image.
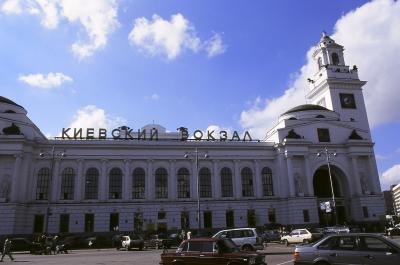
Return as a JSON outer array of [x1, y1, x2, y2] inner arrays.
[[39, 146, 66, 234], [184, 147, 209, 234], [317, 147, 338, 225]]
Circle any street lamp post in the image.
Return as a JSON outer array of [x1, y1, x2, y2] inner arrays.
[[184, 147, 209, 234], [317, 147, 338, 226], [39, 146, 66, 235]]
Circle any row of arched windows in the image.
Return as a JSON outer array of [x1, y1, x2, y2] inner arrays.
[[36, 166, 274, 201]]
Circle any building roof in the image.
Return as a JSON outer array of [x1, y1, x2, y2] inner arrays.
[[0, 96, 23, 108], [282, 104, 330, 115]]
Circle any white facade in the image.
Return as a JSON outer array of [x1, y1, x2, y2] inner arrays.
[[0, 34, 385, 236], [392, 184, 400, 217]]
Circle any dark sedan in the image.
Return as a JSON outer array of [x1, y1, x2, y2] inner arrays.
[[294, 233, 400, 265]]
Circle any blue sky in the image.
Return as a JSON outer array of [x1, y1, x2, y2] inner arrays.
[[1, 0, 399, 190]]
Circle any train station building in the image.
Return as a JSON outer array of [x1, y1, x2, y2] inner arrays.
[[0, 34, 384, 235]]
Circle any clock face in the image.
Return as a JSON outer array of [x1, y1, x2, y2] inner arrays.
[[340, 93, 356, 109]]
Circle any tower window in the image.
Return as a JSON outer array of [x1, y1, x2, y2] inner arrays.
[[317, 128, 331, 142], [331, 52, 339, 65]]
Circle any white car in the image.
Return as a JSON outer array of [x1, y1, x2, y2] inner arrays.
[[212, 227, 264, 251], [281, 229, 313, 246]]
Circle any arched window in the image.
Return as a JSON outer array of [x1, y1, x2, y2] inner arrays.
[[262, 167, 274, 196], [109, 167, 122, 199], [317, 57, 323, 69], [60, 167, 75, 200], [199, 167, 212, 198], [177, 167, 190, 198], [155, 168, 168, 198], [132, 167, 145, 199], [241, 167, 254, 197], [331, 52, 339, 65], [36, 167, 50, 200], [85, 168, 99, 200], [220, 167, 233, 197]]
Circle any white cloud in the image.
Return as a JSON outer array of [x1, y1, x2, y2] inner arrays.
[[1, 0, 22, 14], [239, 0, 400, 138], [375, 154, 388, 161], [145, 93, 160, 101], [67, 105, 126, 134], [1, 0, 119, 59], [19, 72, 73, 89], [380, 164, 400, 186], [128, 13, 225, 60], [205, 33, 226, 57]]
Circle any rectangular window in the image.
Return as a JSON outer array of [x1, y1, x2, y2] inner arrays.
[[134, 212, 143, 233], [363, 206, 369, 218], [158, 211, 166, 220], [303, 209, 310, 222], [226, 210, 234, 228], [33, 214, 44, 233], [59, 214, 69, 233], [268, 208, 276, 223], [181, 211, 190, 230], [317, 128, 331, 142], [247, 209, 256, 227], [110, 213, 119, 231], [204, 211, 212, 229], [85, 213, 94, 233]]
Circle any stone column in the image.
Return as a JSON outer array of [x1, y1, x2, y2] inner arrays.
[[304, 155, 314, 196], [11, 154, 22, 202], [234, 160, 241, 198], [75, 159, 84, 201], [123, 159, 131, 200], [146, 160, 154, 200], [350, 155, 362, 195], [169, 160, 176, 199], [212, 160, 220, 198], [100, 159, 108, 201], [285, 154, 295, 197], [254, 160, 262, 198], [191, 160, 198, 199], [51, 159, 60, 202], [274, 155, 282, 197]]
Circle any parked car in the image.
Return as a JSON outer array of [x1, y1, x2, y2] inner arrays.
[[145, 234, 174, 249], [160, 237, 267, 265], [281, 228, 322, 246], [121, 234, 144, 250], [59, 235, 87, 249], [6, 238, 40, 254], [212, 227, 264, 251], [293, 233, 400, 265], [322, 226, 350, 234], [387, 225, 400, 236], [85, 235, 111, 248], [261, 230, 281, 243]]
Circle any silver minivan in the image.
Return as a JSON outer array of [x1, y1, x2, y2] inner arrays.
[[212, 228, 264, 251]]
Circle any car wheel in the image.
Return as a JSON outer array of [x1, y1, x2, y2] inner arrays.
[[284, 240, 289, 246], [242, 245, 253, 251], [303, 239, 310, 244]]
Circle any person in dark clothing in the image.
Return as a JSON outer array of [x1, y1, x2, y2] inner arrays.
[[0, 238, 14, 262]]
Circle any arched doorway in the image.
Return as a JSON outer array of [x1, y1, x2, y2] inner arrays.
[[313, 165, 349, 225]]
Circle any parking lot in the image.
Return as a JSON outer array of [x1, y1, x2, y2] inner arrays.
[[5, 243, 294, 265], [6, 237, 400, 265]]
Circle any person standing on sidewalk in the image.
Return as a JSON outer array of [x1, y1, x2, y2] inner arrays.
[[0, 238, 15, 262]]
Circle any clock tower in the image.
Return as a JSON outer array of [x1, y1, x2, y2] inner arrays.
[[307, 32, 371, 139]]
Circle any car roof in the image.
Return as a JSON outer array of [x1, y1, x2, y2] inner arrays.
[[216, 227, 256, 232]]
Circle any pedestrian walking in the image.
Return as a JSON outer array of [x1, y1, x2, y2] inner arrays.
[[0, 238, 14, 262]]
